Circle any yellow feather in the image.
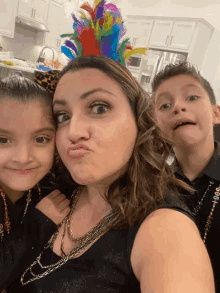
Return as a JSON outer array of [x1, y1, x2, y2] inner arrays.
[[125, 48, 148, 62], [95, 0, 102, 6]]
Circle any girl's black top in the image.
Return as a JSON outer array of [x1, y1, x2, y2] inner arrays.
[[21, 196, 194, 293], [0, 188, 57, 291]]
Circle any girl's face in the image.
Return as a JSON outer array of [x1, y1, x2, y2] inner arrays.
[[0, 99, 55, 195], [53, 68, 137, 187]]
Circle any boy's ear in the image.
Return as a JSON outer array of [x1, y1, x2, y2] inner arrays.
[[212, 105, 220, 125]]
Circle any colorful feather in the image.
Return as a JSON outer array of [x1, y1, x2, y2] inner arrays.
[[78, 28, 101, 56], [118, 38, 130, 66], [125, 47, 148, 62], [60, 0, 148, 66], [61, 46, 75, 60], [65, 40, 78, 55], [80, 2, 94, 18], [104, 3, 121, 15], [95, 0, 105, 22]]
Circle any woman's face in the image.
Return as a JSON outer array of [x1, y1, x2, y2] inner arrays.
[[53, 68, 138, 186], [0, 99, 55, 194]]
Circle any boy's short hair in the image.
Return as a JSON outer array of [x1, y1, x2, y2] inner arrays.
[[151, 62, 216, 105]]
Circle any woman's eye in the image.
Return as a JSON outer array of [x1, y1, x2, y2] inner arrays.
[[160, 103, 171, 111], [90, 103, 110, 114], [187, 95, 199, 101], [0, 137, 10, 144], [56, 113, 70, 124], [35, 137, 51, 143]]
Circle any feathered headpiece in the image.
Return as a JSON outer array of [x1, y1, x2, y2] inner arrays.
[[60, 0, 147, 66]]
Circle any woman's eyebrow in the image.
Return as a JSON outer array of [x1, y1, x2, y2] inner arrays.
[[53, 88, 114, 107], [80, 88, 114, 99]]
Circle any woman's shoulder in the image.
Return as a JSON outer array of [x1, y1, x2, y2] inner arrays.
[[156, 190, 195, 222]]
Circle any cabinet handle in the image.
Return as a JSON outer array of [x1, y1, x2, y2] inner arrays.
[[31, 9, 33, 18], [133, 38, 137, 46], [165, 35, 169, 46], [170, 36, 174, 46]]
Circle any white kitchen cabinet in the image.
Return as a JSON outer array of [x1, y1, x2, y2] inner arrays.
[[17, 0, 33, 19], [32, 0, 49, 24], [149, 20, 173, 48], [126, 19, 153, 47], [52, 0, 64, 3], [0, 0, 18, 38], [169, 21, 195, 50], [17, 0, 49, 24], [44, 1, 63, 49]]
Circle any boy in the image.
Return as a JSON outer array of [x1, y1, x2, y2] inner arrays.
[[152, 62, 220, 292]]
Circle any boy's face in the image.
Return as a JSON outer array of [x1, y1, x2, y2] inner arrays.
[[154, 74, 220, 148]]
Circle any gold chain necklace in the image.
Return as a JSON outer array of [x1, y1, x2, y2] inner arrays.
[[21, 187, 120, 286], [0, 189, 32, 240], [192, 180, 220, 243]]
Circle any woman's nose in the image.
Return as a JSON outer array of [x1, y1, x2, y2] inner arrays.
[[67, 116, 90, 142]]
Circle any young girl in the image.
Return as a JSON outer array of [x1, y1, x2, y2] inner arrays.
[[0, 74, 70, 292]]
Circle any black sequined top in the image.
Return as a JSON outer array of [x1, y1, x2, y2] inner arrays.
[[0, 189, 57, 292], [21, 196, 194, 293]]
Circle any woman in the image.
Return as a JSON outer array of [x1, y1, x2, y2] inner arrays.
[[0, 74, 70, 292], [21, 56, 215, 293]]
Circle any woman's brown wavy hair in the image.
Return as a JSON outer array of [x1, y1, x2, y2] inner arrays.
[[55, 55, 188, 228]]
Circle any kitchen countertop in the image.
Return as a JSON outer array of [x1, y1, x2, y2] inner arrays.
[[0, 62, 35, 73], [0, 62, 53, 74]]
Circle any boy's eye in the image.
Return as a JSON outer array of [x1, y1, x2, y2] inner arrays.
[[0, 137, 10, 144], [35, 137, 51, 143], [160, 103, 171, 111], [89, 102, 111, 114], [56, 113, 70, 124], [187, 95, 199, 101]]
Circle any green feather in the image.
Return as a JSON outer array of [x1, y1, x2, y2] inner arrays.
[[74, 39, 82, 57], [60, 33, 75, 38], [119, 38, 129, 66]]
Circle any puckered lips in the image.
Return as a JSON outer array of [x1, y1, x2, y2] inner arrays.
[[173, 119, 196, 130]]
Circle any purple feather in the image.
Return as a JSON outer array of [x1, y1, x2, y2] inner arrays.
[[65, 40, 78, 55], [95, 0, 105, 22]]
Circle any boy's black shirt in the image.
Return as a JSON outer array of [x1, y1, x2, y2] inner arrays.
[[172, 141, 220, 292]]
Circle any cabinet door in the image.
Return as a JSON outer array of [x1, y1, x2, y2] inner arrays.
[[149, 20, 173, 48], [0, 0, 18, 38], [44, 1, 63, 49], [134, 20, 153, 47], [52, 0, 64, 3], [17, 0, 33, 19], [32, 0, 49, 24], [125, 19, 138, 46], [169, 21, 195, 50], [33, 0, 49, 24]]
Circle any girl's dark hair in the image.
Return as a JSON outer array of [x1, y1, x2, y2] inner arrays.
[[151, 62, 216, 104], [55, 55, 189, 228], [0, 74, 56, 192]]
